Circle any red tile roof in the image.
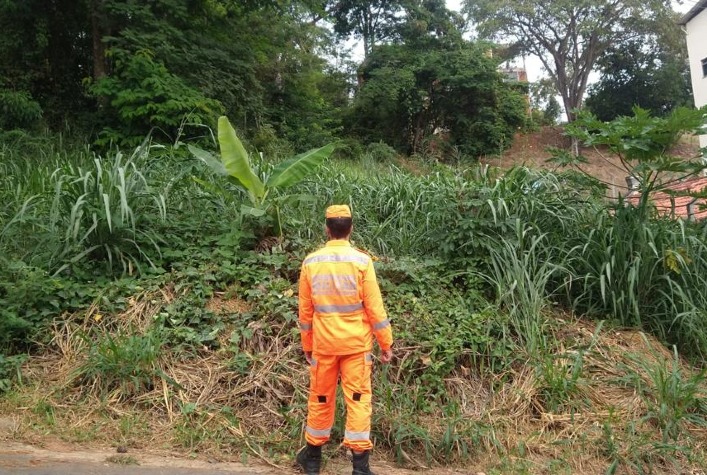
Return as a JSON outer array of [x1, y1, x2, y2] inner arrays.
[[625, 176, 707, 220]]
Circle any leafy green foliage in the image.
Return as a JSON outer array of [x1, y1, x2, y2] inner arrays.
[[190, 116, 335, 236], [329, 0, 408, 56], [555, 106, 707, 210], [90, 51, 223, 145], [0, 89, 43, 130], [77, 330, 164, 396], [585, 9, 692, 121], [349, 40, 527, 157], [0, 0, 92, 128]]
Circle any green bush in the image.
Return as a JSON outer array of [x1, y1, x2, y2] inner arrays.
[[365, 141, 398, 162], [0, 89, 42, 130], [90, 50, 223, 146], [0, 260, 94, 353]]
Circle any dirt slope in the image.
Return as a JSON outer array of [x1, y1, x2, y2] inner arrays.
[[480, 126, 702, 198]]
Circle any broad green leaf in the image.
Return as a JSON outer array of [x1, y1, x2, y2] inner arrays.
[[188, 144, 227, 175], [241, 204, 266, 217], [266, 143, 335, 189], [217, 116, 265, 201]]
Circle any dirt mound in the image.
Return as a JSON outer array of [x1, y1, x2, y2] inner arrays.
[[481, 126, 703, 198]]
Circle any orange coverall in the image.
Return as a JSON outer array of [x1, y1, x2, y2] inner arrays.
[[298, 239, 393, 452]]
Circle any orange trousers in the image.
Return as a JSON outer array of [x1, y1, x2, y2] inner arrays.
[[304, 352, 373, 451]]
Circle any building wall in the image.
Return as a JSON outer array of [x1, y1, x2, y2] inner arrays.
[[685, 7, 707, 151]]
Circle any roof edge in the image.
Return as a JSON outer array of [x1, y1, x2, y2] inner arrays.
[[680, 0, 707, 25]]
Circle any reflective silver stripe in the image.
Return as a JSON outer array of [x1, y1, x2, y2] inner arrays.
[[299, 322, 312, 330], [304, 254, 369, 265], [311, 356, 317, 367], [344, 430, 370, 441], [314, 302, 364, 314], [311, 274, 357, 296], [306, 426, 331, 437], [372, 319, 390, 330], [364, 352, 373, 363]]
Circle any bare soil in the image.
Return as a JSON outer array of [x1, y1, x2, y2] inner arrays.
[[480, 126, 702, 197], [0, 435, 478, 475]]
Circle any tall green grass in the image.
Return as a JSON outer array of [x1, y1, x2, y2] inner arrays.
[[47, 145, 166, 274], [561, 205, 707, 359]]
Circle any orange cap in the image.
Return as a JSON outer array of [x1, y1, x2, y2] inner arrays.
[[325, 204, 352, 219]]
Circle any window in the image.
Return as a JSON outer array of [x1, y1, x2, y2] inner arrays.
[[703, 57, 707, 77]]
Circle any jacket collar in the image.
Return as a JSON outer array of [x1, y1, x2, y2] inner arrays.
[[326, 239, 351, 247]]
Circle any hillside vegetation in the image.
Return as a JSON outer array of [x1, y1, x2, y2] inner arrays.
[[2, 109, 707, 474]]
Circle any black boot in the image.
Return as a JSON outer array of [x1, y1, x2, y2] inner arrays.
[[352, 450, 376, 475], [296, 443, 322, 474]]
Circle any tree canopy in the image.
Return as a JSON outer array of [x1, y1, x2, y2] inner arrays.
[[3, 0, 694, 158], [463, 0, 677, 122], [584, 11, 693, 121]]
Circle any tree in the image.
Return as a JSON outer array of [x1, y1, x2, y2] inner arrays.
[[529, 78, 561, 126], [0, 0, 93, 127], [348, 39, 527, 157], [463, 0, 675, 123], [585, 15, 693, 121], [329, 0, 408, 57]]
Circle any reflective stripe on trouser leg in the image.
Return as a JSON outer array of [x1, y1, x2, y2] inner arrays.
[[305, 353, 339, 446], [340, 352, 373, 451]]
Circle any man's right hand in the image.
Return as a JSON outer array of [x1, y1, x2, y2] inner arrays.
[[380, 348, 393, 363]]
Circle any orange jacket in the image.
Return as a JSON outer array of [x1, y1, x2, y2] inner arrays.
[[298, 240, 393, 355]]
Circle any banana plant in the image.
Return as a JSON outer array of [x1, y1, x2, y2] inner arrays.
[[189, 116, 335, 236]]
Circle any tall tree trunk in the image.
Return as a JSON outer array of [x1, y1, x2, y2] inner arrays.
[[91, 0, 107, 82], [90, 0, 109, 108]]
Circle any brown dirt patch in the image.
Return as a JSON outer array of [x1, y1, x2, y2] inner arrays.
[[481, 126, 702, 198]]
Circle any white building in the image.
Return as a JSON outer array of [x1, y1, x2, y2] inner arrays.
[[681, 0, 707, 151]]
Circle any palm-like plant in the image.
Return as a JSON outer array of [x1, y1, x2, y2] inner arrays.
[[189, 116, 335, 237]]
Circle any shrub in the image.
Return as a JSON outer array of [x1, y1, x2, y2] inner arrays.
[[90, 50, 223, 146], [0, 89, 42, 130], [365, 141, 398, 162]]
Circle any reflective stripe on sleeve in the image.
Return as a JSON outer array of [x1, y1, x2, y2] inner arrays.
[[304, 254, 369, 265], [344, 430, 370, 441], [314, 302, 364, 314], [306, 426, 331, 437], [372, 319, 390, 330], [299, 322, 312, 330]]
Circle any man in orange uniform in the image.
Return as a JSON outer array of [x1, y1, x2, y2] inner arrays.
[[296, 204, 393, 475]]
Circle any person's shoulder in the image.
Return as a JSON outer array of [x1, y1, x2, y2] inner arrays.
[[350, 245, 377, 263], [302, 245, 326, 263]]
